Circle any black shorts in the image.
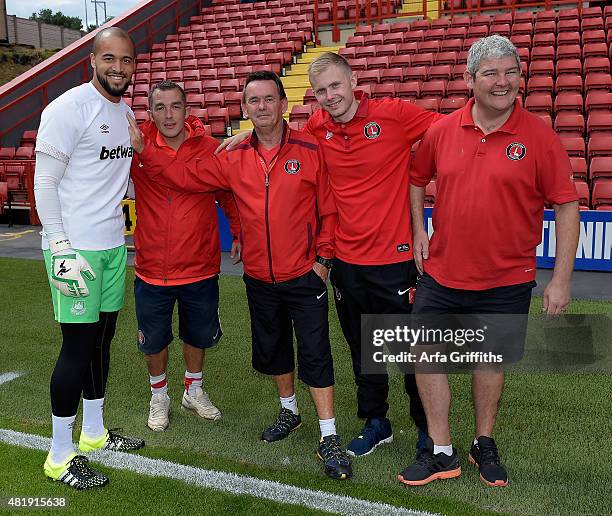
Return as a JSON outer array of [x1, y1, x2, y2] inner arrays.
[[134, 275, 222, 355], [413, 273, 536, 364], [243, 270, 334, 388]]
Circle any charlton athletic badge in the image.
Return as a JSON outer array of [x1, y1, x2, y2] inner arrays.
[[284, 159, 300, 174], [364, 122, 381, 139], [506, 142, 526, 161]]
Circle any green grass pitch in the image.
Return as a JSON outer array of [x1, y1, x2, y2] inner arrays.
[[0, 257, 610, 515]]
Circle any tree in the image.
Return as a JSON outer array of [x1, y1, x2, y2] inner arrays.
[[30, 9, 83, 31]]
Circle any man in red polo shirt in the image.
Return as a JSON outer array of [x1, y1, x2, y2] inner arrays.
[[220, 53, 440, 457], [128, 71, 352, 481], [131, 81, 241, 431], [398, 35, 579, 488]]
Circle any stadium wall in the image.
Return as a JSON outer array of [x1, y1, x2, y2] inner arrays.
[[5, 16, 84, 49], [0, 0, 205, 147]]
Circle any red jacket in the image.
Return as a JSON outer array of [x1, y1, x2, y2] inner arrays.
[[138, 122, 337, 283], [131, 116, 240, 283]]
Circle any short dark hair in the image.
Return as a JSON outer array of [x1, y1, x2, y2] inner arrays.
[[242, 70, 286, 103], [148, 80, 186, 110]]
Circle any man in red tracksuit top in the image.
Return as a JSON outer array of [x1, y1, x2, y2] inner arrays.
[[130, 81, 241, 433], [128, 71, 353, 481]]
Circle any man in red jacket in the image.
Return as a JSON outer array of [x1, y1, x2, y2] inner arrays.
[[128, 71, 352, 481], [130, 81, 241, 432]]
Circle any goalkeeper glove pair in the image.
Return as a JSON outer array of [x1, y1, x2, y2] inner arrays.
[[49, 238, 95, 297]]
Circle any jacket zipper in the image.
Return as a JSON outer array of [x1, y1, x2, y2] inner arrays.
[[264, 172, 275, 283]]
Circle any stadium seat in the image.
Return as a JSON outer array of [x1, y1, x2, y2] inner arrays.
[[510, 35, 531, 48], [556, 44, 581, 61], [428, 65, 452, 81], [348, 58, 368, 71], [584, 57, 610, 75], [20, 130, 37, 148], [560, 137, 586, 158], [446, 80, 469, 99], [357, 70, 381, 85], [421, 80, 446, 100], [412, 53, 435, 67], [529, 60, 554, 77], [557, 19, 579, 33], [585, 92, 612, 114], [589, 157, 612, 181], [289, 104, 313, 123], [223, 91, 243, 120], [414, 98, 440, 112], [583, 43, 609, 59], [585, 73, 612, 93], [397, 42, 418, 56], [404, 30, 425, 43], [557, 32, 580, 46], [450, 16, 471, 28], [376, 44, 397, 57], [440, 97, 466, 113], [527, 76, 553, 95], [492, 13, 513, 25], [573, 180, 590, 208], [452, 64, 467, 79], [185, 93, 205, 108], [183, 81, 202, 94], [207, 107, 230, 137], [583, 30, 606, 45], [554, 93, 583, 114], [588, 136, 612, 159], [190, 108, 208, 124], [591, 181, 612, 208], [15, 147, 34, 160], [404, 66, 427, 82], [569, 157, 588, 181], [356, 45, 377, 59], [395, 82, 420, 100], [490, 23, 511, 37], [367, 57, 390, 70], [556, 59, 582, 76], [554, 113, 585, 137], [217, 67, 235, 80], [531, 46, 554, 61], [555, 74, 583, 95], [525, 93, 552, 115], [587, 113, 612, 136], [371, 84, 396, 99], [446, 27, 467, 40], [380, 68, 404, 83]]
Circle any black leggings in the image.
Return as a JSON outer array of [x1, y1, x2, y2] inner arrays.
[[50, 312, 118, 417]]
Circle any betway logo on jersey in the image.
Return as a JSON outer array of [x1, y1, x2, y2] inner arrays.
[[100, 145, 133, 160]]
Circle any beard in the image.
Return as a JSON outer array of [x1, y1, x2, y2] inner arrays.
[[96, 70, 130, 98]]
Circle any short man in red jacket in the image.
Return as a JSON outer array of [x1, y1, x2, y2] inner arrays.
[[128, 71, 352, 480], [130, 81, 241, 432]]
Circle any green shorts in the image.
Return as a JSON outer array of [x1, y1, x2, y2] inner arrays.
[[43, 245, 127, 323]]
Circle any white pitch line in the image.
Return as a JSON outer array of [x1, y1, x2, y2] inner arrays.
[[0, 371, 23, 385], [0, 429, 441, 516]]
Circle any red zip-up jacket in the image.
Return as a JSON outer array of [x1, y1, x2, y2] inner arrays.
[[138, 122, 337, 283], [131, 116, 240, 283]]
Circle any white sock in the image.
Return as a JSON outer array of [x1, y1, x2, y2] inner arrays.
[[150, 372, 169, 397], [474, 438, 479, 446], [184, 370, 202, 397], [82, 398, 105, 439], [279, 393, 298, 414], [319, 417, 336, 438], [433, 443, 454, 456], [50, 414, 76, 464]]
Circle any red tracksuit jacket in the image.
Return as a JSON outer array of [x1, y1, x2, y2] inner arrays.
[[138, 122, 337, 283], [131, 116, 240, 283]]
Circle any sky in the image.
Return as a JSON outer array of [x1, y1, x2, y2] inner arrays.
[[6, 0, 143, 28]]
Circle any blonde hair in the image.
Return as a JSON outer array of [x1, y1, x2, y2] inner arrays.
[[308, 52, 352, 80]]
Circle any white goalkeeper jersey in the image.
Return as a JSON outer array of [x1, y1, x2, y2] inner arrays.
[[36, 82, 133, 250]]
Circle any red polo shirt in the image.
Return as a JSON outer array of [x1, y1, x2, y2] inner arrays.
[[306, 91, 441, 265], [411, 98, 578, 290]]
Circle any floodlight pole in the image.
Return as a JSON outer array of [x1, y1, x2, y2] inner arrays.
[[84, 0, 88, 29]]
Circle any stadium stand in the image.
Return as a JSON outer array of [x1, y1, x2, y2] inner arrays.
[[0, 0, 610, 217]]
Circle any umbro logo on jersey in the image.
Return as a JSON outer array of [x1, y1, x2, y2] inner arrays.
[[325, 130, 333, 140], [100, 124, 109, 133], [100, 145, 134, 160], [364, 122, 381, 139], [506, 142, 526, 161], [284, 159, 300, 174]]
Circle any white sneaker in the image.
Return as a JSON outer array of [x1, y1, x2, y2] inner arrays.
[[148, 393, 170, 431], [181, 387, 222, 421]]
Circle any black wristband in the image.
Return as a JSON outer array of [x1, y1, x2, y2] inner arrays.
[[315, 255, 333, 269]]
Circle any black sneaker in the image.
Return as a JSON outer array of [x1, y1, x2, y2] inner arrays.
[[261, 408, 302, 442], [317, 435, 352, 480], [398, 437, 461, 486], [469, 436, 508, 487], [44, 454, 109, 490]]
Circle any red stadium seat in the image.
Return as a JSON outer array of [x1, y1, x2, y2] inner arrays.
[[451, 64, 467, 79], [190, 108, 208, 124], [490, 23, 511, 37], [380, 67, 404, 83], [584, 57, 610, 75], [555, 75, 583, 95], [587, 113, 612, 136], [511, 22, 533, 36], [556, 59, 582, 76], [441, 39, 463, 53], [412, 53, 434, 67], [585, 92, 612, 114], [367, 57, 389, 70], [529, 60, 554, 77], [15, 147, 34, 160], [395, 82, 420, 100], [418, 41, 440, 55], [404, 66, 427, 82], [414, 98, 439, 112], [555, 93, 584, 114], [531, 46, 554, 61], [569, 157, 588, 181], [591, 181, 612, 208], [223, 91, 243, 120], [428, 65, 452, 81], [557, 31, 580, 46], [421, 80, 446, 100], [560, 137, 586, 158], [556, 45, 581, 61], [207, 107, 230, 137], [376, 44, 397, 57], [357, 70, 381, 85], [446, 80, 469, 99], [573, 180, 590, 207], [589, 157, 612, 181], [585, 73, 612, 93], [440, 97, 466, 113], [525, 94, 553, 115], [20, 130, 37, 148], [289, 104, 313, 123], [582, 30, 606, 45], [185, 93, 205, 108], [435, 52, 458, 66], [396, 43, 418, 55], [588, 136, 612, 159], [356, 45, 377, 59], [527, 76, 553, 95], [555, 113, 585, 137], [370, 84, 396, 99]]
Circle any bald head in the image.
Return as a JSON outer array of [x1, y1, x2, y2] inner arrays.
[[92, 27, 134, 56]]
